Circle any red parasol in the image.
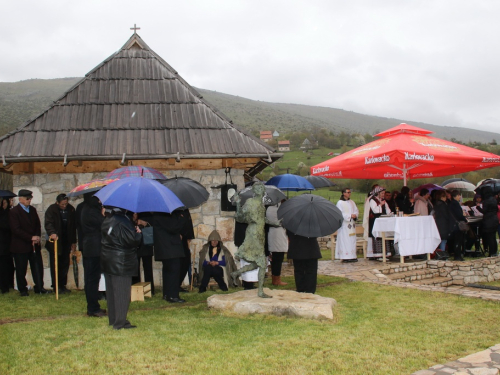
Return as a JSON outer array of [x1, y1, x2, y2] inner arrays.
[[311, 124, 500, 185]]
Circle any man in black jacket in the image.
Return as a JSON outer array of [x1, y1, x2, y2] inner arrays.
[[138, 211, 186, 303], [80, 195, 107, 317], [45, 194, 77, 294]]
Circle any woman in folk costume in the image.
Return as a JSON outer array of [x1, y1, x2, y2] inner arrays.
[[336, 188, 359, 263], [363, 186, 392, 259]]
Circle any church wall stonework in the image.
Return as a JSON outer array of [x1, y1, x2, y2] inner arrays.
[[12, 168, 245, 289]]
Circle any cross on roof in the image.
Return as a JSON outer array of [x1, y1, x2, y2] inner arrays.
[[130, 24, 140, 33]]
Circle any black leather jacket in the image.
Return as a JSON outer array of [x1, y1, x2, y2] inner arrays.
[[100, 212, 142, 277]]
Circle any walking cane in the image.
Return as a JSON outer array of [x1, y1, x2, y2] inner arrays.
[[49, 238, 58, 300], [190, 247, 195, 292]]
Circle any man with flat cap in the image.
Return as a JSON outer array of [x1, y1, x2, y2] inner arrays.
[[9, 189, 50, 296]]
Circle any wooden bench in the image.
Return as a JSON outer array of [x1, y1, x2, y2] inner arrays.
[[131, 282, 152, 302]]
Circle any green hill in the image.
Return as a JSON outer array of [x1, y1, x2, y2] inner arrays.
[[0, 78, 498, 144]]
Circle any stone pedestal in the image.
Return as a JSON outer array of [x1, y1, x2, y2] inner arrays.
[[207, 288, 336, 320]]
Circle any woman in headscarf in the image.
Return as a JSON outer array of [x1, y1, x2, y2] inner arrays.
[[198, 230, 239, 293], [336, 188, 359, 263]]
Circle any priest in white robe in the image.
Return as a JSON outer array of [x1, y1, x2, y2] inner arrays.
[[336, 188, 359, 262]]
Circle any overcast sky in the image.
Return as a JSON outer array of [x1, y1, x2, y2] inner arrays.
[[1, 1, 499, 132]]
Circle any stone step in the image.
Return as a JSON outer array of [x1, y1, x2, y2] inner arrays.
[[386, 268, 439, 281], [412, 276, 453, 286]]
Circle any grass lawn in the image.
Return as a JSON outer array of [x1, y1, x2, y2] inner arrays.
[[2, 276, 500, 374]]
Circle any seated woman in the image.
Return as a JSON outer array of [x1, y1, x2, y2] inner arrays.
[[198, 230, 238, 293]]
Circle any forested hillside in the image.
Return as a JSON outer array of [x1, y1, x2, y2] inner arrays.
[[0, 78, 499, 145]]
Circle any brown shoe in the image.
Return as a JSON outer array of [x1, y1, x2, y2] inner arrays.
[[272, 276, 288, 286], [87, 310, 107, 317]]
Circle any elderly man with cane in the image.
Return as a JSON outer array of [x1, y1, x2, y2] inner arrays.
[[45, 193, 77, 295], [9, 189, 50, 296]]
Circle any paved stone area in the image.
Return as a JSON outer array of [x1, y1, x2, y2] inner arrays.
[[284, 258, 500, 374]]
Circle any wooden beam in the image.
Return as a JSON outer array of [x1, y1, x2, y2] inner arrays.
[[6, 158, 262, 175]]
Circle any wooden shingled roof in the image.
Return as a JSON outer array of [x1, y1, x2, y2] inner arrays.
[[0, 33, 281, 177]]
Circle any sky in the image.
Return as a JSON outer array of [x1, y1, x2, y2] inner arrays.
[[1, 0, 499, 132]]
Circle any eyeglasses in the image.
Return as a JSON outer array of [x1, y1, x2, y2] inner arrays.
[[345, 192, 351, 194], [23, 197, 32, 200]]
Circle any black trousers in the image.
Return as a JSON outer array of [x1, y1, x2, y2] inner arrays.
[[179, 255, 190, 287], [47, 242, 71, 288], [0, 253, 15, 293], [132, 255, 155, 295], [104, 274, 132, 329], [199, 265, 228, 292], [482, 231, 498, 256], [83, 256, 101, 314], [449, 231, 464, 259], [162, 258, 181, 299], [293, 259, 318, 294], [271, 252, 286, 276], [13, 251, 43, 293]]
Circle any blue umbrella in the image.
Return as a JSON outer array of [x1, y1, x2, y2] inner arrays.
[[265, 174, 315, 192], [95, 177, 184, 213]]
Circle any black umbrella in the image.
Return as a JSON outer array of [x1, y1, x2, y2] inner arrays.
[[277, 194, 343, 237], [160, 177, 209, 208], [0, 190, 17, 198], [304, 176, 336, 188], [232, 185, 286, 206], [72, 254, 79, 288], [475, 179, 500, 194], [441, 177, 470, 186]]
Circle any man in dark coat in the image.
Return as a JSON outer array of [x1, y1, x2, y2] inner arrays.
[[9, 189, 49, 296], [138, 211, 186, 303], [45, 193, 77, 294], [80, 195, 107, 317], [479, 186, 499, 257], [101, 207, 142, 330], [286, 230, 322, 294]]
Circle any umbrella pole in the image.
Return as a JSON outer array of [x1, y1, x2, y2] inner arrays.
[[49, 239, 59, 300]]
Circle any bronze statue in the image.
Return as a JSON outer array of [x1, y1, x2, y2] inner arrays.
[[231, 183, 280, 298]]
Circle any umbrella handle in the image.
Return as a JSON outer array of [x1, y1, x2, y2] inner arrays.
[[49, 238, 58, 300]]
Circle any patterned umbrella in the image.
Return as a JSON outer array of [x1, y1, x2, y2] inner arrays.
[[67, 178, 119, 197], [105, 166, 167, 180]]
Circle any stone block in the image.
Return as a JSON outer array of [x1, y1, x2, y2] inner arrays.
[[216, 217, 235, 242], [202, 199, 220, 216], [207, 289, 337, 320], [202, 215, 215, 226], [190, 212, 202, 227], [197, 224, 215, 240]]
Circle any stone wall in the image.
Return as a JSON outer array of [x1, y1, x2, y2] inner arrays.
[[13, 168, 245, 289], [380, 258, 500, 286], [427, 258, 500, 285]]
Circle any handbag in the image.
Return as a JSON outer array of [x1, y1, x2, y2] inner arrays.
[[141, 224, 154, 246], [458, 221, 469, 232]]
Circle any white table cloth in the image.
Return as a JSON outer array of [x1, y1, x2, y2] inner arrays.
[[372, 216, 441, 257]]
